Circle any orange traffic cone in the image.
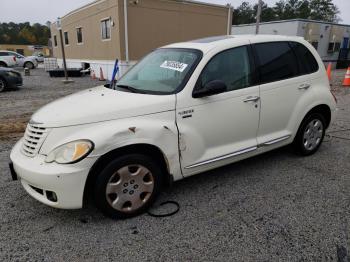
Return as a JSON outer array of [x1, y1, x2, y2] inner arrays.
[[91, 70, 96, 80], [326, 63, 332, 81], [99, 67, 106, 81], [343, 67, 350, 87]]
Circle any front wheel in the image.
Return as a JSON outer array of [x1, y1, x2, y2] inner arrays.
[[293, 113, 326, 156], [0, 78, 7, 92], [94, 154, 163, 219], [24, 62, 34, 69]]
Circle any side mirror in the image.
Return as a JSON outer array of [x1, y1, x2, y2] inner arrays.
[[193, 80, 227, 98]]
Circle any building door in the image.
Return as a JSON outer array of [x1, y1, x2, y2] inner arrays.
[[343, 37, 349, 49]]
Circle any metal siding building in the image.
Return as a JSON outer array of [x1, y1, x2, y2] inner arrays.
[[232, 19, 350, 68], [51, 0, 232, 79]]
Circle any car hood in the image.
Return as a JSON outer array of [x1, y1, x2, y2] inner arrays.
[[31, 86, 176, 128]]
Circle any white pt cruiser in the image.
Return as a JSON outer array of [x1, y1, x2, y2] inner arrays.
[[10, 35, 337, 219]]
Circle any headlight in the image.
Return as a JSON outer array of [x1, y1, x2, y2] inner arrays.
[[6, 71, 18, 77], [45, 140, 94, 164]]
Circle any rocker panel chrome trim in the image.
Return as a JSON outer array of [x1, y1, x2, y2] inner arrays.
[[184, 146, 257, 169]]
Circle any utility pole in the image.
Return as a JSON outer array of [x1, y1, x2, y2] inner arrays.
[[256, 0, 262, 34], [56, 17, 73, 84]]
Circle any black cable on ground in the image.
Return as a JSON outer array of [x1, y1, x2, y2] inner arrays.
[[147, 201, 180, 218]]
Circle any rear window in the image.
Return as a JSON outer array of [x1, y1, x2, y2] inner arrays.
[[289, 42, 319, 75], [254, 42, 299, 84]]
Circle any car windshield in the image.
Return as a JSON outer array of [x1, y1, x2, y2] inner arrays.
[[116, 48, 202, 94]]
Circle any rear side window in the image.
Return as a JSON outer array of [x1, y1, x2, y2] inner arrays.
[[289, 42, 319, 75], [0, 52, 9, 56], [254, 42, 299, 84]]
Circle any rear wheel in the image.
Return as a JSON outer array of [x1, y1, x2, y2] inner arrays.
[[293, 113, 326, 156], [94, 154, 163, 219], [24, 62, 34, 69], [0, 78, 7, 92], [0, 62, 7, 68]]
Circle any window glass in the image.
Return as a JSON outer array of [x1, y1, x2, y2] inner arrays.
[[254, 42, 299, 84], [328, 42, 335, 52], [53, 35, 57, 47], [117, 48, 201, 94], [77, 28, 83, 43], [310, 41, 318, 50], [101, 19, 111, 40], [289, 42, 319, 75], [0, 52, 9, 56], [198, 46, 252, 92], [64, 32, 69, 45]]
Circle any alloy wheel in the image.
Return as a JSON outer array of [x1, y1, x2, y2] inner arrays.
[[105, 164, 154, 212], [303, 119, 324, 151]]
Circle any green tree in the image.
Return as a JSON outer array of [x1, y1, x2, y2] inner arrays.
[[0, 22, 50, 45], [232, 0, 340, 24]]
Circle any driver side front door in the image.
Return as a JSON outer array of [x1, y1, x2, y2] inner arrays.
[[176, 45, 260, 176]]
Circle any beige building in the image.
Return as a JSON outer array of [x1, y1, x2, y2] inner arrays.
[[51, 0, 232, 78]]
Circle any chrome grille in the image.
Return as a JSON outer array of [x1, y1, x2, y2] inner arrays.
[[21, 124, 49, 157]]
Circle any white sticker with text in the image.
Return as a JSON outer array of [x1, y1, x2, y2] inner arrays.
[[160, 61, 188, 72]]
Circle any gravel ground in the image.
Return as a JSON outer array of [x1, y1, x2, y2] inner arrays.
[[1, 68, 350, 261]]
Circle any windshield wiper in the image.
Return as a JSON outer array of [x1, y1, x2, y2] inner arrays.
[[116, 84, 145, 94]]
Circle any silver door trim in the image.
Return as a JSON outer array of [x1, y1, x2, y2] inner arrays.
[[184, 146, 257, 169], [259, 135, 291, 146]]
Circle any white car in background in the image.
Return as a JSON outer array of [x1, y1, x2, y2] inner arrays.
[[32, 52, 45, 63], [0, 51, 38, 69], [10, 35, 337, 219], [0, 52, 17, 67]]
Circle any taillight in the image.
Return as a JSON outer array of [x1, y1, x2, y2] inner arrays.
[[331, 91, 337, 104], [13, 56, 16, 62]]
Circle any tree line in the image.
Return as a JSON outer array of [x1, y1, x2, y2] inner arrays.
[[0, 22, 51, 45], [233, 0, 340, 25]]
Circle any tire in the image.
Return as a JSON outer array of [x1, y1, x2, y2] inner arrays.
[[0, 62, 7, 68], [0, 78, 7, 92], [24, 62, 34, 69], [293, 113, 326, 156], [94, 154, 163, 219]]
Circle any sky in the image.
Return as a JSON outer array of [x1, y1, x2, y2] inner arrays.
[[0, 0, 349, 25]]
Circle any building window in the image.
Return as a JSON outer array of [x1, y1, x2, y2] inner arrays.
[[334, 42, 341, 52], [310, 41, 318, 50], [328, 42, 341, 53], [64, 31, 69, 45], [101, 18, 111, 40], [53, 35, 57, 47], [76, 27, 83, 44]]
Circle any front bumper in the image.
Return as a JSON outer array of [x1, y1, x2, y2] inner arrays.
[[10, 139, 97, 209], [6, 75, 23, 87]]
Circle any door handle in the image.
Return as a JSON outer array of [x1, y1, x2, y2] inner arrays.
[[298, 84, 311, 90], [243, 96, 260, 103]]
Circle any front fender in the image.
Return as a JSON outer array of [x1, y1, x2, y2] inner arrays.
[[40, 111, 181, 179]]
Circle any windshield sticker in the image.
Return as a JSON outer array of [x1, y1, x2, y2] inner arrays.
[[160, 61, 188, 72]]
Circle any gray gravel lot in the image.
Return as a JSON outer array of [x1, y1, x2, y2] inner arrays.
[[1, 68, 350, 261]]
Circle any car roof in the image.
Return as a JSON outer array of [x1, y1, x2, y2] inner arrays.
[[163, 34, 305, 54]]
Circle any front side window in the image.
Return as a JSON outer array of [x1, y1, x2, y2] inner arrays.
[[76, 28, 83, 43], [254, 42, 299, 84], [64, 32, 69, 45], [117, 48, 202, 94], [289, 42, 319, 75], [101, 19, 111, 40], [197, 46, 252, 92]]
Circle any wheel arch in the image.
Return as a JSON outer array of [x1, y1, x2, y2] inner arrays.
[[83, 143, 173, 206], [0, 61, 8, 67], [302, 104, 332, 129]]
